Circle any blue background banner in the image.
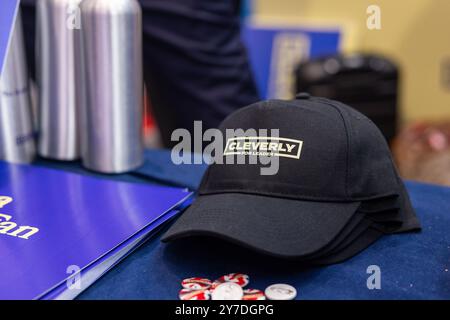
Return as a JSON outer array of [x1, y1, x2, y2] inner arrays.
[[242, 23, 340, 99]]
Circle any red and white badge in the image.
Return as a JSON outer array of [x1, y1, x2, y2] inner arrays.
[[179, 288, 211, 300], [213, 273, 249, 288], [181, 277, 212, 290], [242, 289, 266, 301]]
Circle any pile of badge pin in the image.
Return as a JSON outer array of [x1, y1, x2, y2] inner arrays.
[[178, 273, 296, 301]]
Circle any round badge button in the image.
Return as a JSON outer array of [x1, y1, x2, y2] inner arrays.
[[242, 289, 266, 301], [214, 273, 249, 288], [181, 277, 212, 290], [265, 284, 297, 300], [179, 288, 211, 300], [211, 282, 244, 300]]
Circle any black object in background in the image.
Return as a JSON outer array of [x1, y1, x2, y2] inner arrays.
[[140, 0, 259, 147], [295, 54, 399, 142]]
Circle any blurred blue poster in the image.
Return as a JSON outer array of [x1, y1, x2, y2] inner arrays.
[[242, 22, 341, 99], [0, 0, 19, 75]]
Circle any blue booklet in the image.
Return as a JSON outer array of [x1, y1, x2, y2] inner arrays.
[[0, 161, 193, 299]]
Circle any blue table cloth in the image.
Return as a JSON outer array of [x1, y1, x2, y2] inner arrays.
[[37, 150, 450, 300]]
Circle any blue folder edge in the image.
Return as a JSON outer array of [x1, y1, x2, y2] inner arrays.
[[37, 197, 193, 300], [39, 205, 189, 300]]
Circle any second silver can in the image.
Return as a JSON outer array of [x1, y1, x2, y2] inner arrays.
[[80, 0, 144, 174], [36, 0, 84, 161]]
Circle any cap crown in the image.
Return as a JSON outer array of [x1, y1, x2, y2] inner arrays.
[[199, 96, 399, 201]]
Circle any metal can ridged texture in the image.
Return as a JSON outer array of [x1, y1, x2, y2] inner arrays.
[[0, 10, 36, 164], [36, 0, 84, 160], [81, 0, 144, 174]]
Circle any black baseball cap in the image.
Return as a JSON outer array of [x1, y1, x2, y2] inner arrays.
[[162, 95, 410, 259]]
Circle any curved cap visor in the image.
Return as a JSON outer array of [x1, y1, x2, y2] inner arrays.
[[162, 193, 360, 259], [311, 227, 383, 265]]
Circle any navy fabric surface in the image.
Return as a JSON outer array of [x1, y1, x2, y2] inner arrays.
[[38, 150, 450, 300], [36, 149, 207, 190]]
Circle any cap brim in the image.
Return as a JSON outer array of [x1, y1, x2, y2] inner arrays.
[[304, 212, 368, 260], [311, 226, 383, 265], [162, 193, 360, 259]]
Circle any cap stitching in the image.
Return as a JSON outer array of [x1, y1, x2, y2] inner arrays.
[[199, 188, 397, 202], [310, 97, 350, 198]]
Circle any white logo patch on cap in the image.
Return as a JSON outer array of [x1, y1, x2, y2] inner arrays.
[[224, 137, 303, 159]]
